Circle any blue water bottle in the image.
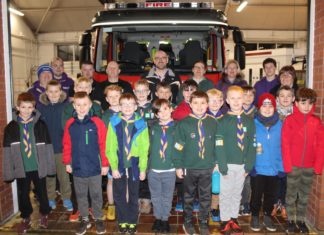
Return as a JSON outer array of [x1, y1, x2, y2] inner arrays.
[[212, 171, 220, 194]]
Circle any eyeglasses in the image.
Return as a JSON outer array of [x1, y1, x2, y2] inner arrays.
[[134, 89, 149, 94], [154, 57, 168, 61]]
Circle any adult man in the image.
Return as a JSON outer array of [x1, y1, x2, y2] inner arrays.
[[144, 50, 181, 104], [93, 61, 133, 110], [51, 57, 74, 96]]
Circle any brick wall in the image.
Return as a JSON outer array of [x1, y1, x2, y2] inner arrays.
[[307, 0, 324, 230]]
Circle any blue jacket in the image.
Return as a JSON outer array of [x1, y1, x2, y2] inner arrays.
[[251, 118, 284, 177]]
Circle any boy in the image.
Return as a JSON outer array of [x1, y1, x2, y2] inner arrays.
[[242, 86, 257, 118], [155, 82, 172, 101], [106, 93, 149, 235], [102, 84, 122, 221], [3, 92, 55, 234], [172, 80, 198, 121], [206, 88, 224, 222], [276, 85, 295, 120], [149, 99, 176, 233], [216, 86, 256, 235], [174, 91, 218, 235], [63, 92, 109, 235], [37, 80, 72, 211], [282, 88, 324, 234]]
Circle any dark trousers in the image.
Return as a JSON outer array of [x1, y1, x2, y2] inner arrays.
[[183, 168, 213, 222], [176, 177, 184, 203], [113, 168, 139, 224], [250, 175, 279, 216], [278, 176, 287, 205], [139, 179, 151, 199], [17, 171, 51, 219]]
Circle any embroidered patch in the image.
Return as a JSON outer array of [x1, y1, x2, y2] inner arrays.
[[216, 140, 224, 146], [174, 142, 184, 151], [190, 133, 196, 139], [243, 127, 247, 132]]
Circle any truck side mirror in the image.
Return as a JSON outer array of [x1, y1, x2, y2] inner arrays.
[[232, 29, 245, 70], [79, 30, 92, 68]]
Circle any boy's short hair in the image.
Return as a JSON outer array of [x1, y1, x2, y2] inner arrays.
[[134, 79, 149, 89], [74, 91, 91, 101], [104, 85, 123, 96], [242, 85, 256, 96], [295, 88, 317, 104], [17, 92, 36, 107], [81, 61, 93, 66], [276, 85, 295, 97], [156, 81, 171, 91], [193, 60, 206, 68], [51, 56, 63, 64], [119, 93, 137, 103], [75, 77, 92, 86], [262, 58, 277, 68], [190, 91, 209, 103], [226, 85, 244, 96], [206, 89, 223, 100], [182, 80, 198, 90], [46, 79, 62, 90], [279, 65, 296, 80], [152, 99, 172, 115]]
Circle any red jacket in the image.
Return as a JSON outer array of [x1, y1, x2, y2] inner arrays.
[[282, 105, 324, 174], [172, 100, 191, 121]]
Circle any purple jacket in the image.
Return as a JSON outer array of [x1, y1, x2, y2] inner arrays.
[[54, 72, 74, 96], [28, 81, 45, 107], [254, 75, 280, 104]]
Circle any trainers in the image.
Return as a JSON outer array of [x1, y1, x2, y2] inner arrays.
[[95, 219, 106, 234], [39, 214, 48, 229], [220, 221, 232, 235], [76, 218, 91, 235], [193, 200, 199, 212], [106, 205, 116, 221], [175, 201, 183, 212], [250, 216, 261, 232], [231, 219, 243, 234], [296, 221, 309, 233], [140, 199, 151, 214], [183, 221, 196, 235], [199, 221, 209, 235], [118, 223, 128, 233], [211, 209, 220, 222], [48, 200, 56, 210], [17, 218, 31, 234], [161, 220, 170, 233], [63, 199, 73, 212], [286, 220, 297, 234], [263, 215, 276, 232], [241, 203, 250, 216], [69, 210, 80, 222], [128, 224, 137, 235], [152, 219, 161, 232]]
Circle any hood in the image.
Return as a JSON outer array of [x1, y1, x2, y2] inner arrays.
[[12, 108, 41, 123], [39, 91, 67, 105], [292, 103, 316, 118]]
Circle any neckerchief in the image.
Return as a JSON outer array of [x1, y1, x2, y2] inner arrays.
[[121, 115, 135, 160], [190, 113, 207, 159], [159, 121, 174, 161], [18, 115, 34, 158], [228, 110, 245, 151]]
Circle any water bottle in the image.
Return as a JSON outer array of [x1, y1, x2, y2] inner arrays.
[[212, 171, 220, 194]]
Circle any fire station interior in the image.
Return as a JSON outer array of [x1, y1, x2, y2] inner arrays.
[[1, 0, 315, 234]]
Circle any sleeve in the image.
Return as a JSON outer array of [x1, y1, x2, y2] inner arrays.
[[62, 118, 74, 165], [138, 127, 150, 172], [106, 123, 119, 171], [2, 126, 15, 182], [172, 121, 186, 169], [244, 119, 256, 173], [281, 118, 293, 173], [215, 119, 228, 175], [92, 103, 103, 118], [314, 122, 324, 174], [94, 118, 109, 167], [172, 103, 191, 121]]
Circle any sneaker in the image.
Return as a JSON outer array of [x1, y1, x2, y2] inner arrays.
[[241, 203, 250, 216], [39, 214, 48, 229], [220, 221, 232, 235], [211, 209, 220, 222], [263, 215, 276, 232], [296, 221, 309, 233], [128, 224, 137, 235], [95, 219, 106, 234], [182, 221, 196, 235], [160, 220, 170, 233], [140, 199, 151, 214], [175, 201, 183, 212], [63, 199, 73, 212], [286, 220, 298, 234], [231, 218, 243, 234], [281, 206, 287, 219], [250, 216, 261, 232], [48, 200, 56, 210], [152, 219, 161, 232], [193, 200, 199, 212], [118, 223, 128, 233], [17, 218, 31, 234], [199, 221, 209, 235], [76, 218, 91, 235], [69, 210, 80, 222], [106, 205, 116, 221]]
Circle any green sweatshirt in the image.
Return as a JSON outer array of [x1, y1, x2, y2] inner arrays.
[[19, 122, 38, 172], [215, 112, 256, 175], [102, 109, 118, 127], [173, 114, 218, 169]]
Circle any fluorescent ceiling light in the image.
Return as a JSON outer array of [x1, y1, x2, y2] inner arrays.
[[9, 7, 24, 16], [236, 1, 248, 12]]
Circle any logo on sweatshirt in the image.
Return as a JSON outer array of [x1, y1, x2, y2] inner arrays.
[[174, 142, 184, 151]]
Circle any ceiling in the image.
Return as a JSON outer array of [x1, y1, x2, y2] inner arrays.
[[10, 0, 308, 34]]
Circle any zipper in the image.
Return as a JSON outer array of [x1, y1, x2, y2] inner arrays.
[[301, 115, 307, 167], [85, 129, 88, 145]]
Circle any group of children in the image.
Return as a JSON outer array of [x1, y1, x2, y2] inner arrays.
[[2, 67, 324, 235]]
